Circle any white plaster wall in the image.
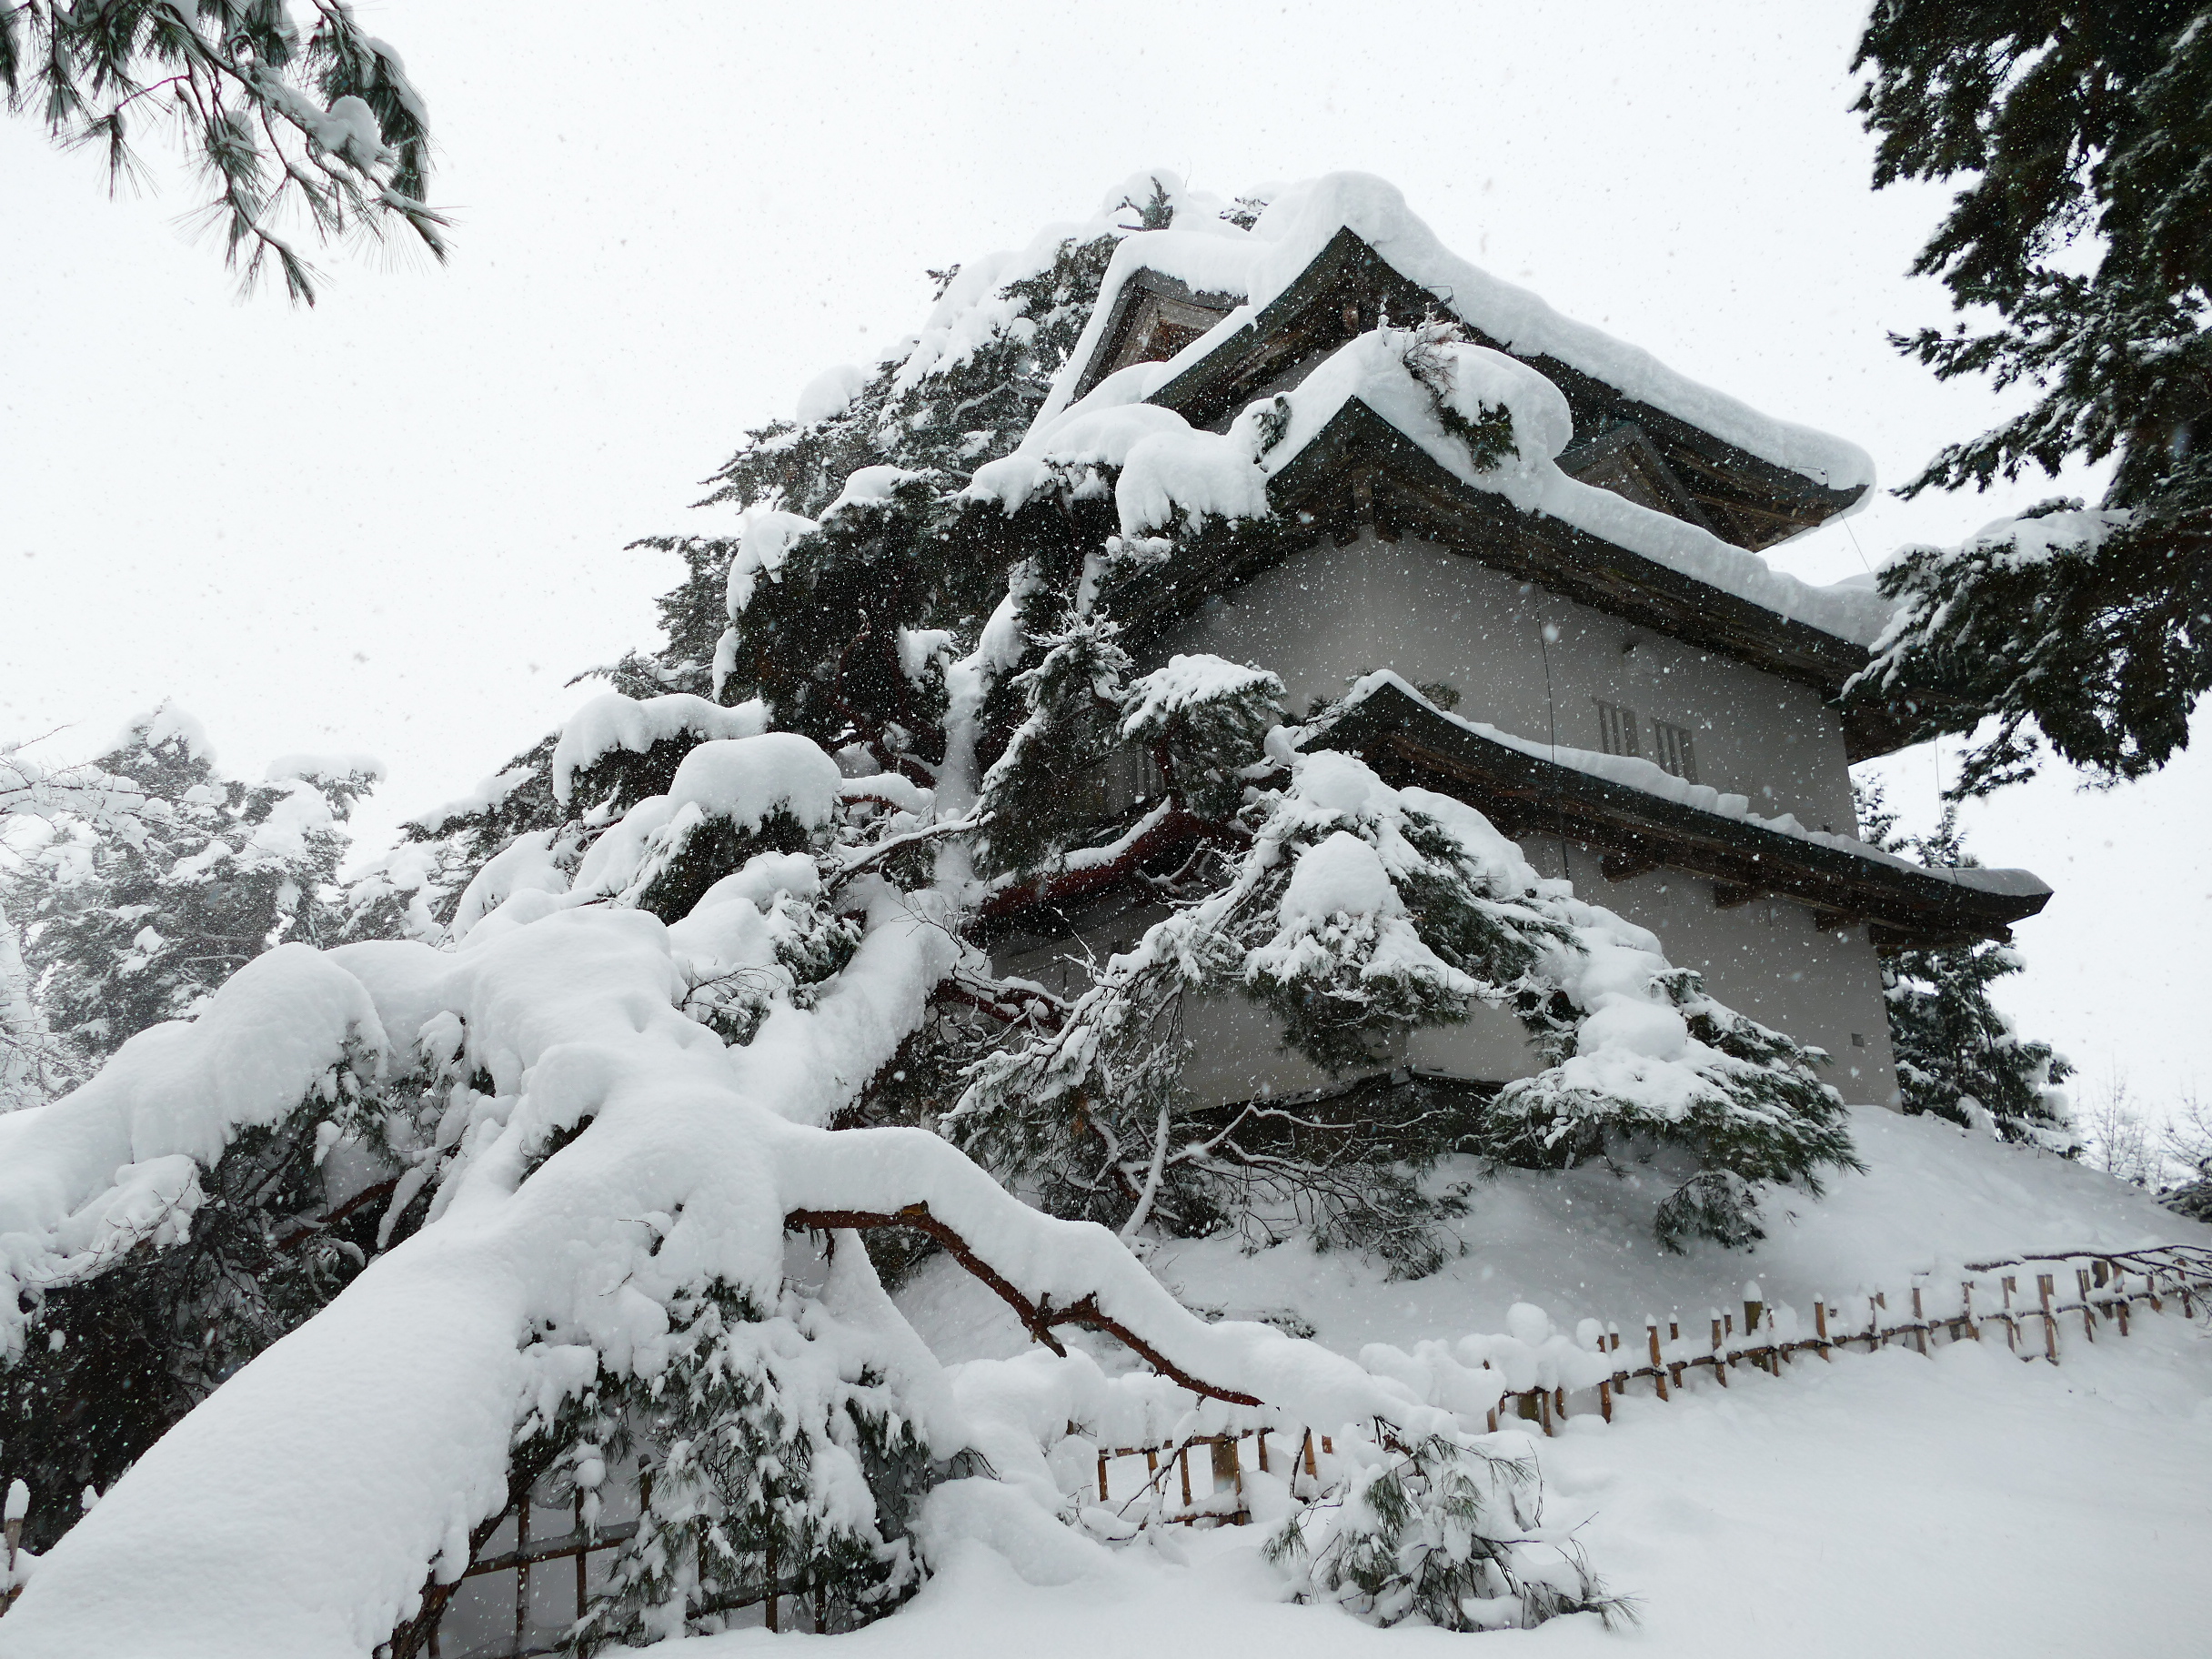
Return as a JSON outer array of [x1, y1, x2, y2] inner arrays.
[[1156, 531, 1860, 834]]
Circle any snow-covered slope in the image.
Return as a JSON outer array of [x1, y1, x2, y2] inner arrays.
[[901, 1107, 2208, 1364]]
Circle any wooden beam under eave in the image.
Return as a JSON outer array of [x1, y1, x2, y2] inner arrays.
[[1713, 881, 1764, 910], [1600, 851, 1663, 883]]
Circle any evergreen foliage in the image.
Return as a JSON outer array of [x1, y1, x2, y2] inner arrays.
[[1848, 4, 2212, 796], [15, 707, 378, 1063], [0, 1021, 401, 1550], [2, 0, 446, 302], [568, 1270, 939, 1648], [1855, 782, 2075, 1145], [1265, 1433, 1624, 1631]]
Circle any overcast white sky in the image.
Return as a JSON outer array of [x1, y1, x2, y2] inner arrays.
[[4, 0, 2205, 1111]]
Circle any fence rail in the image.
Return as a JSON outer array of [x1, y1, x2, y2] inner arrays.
[[4, 1244, 2207, 1650]]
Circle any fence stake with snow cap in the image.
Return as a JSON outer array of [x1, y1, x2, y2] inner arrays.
[[1647, 1318, 1669, 1401], [1710, 1313, 1728, 1384], [1911, 1285, 1928, 1355], [1743, 1282, 1764, 1356], [2076, 1269, 2098, 1340], [2001, 1276, 2019, 1352], [1813, 1299, 1830, 1358], [2037, 1274, 2058, 1362]]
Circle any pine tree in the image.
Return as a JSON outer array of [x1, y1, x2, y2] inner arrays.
[[1855, 781, 2075, 1145], [18, 706, 379, 1063], [0, 709, 416, 1547], [1846, 5, 2212, 797], [3, 0, 445, 302]]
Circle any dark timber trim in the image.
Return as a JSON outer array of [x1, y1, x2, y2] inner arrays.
[[1091, 395, 1949, 762], [1116, 226, 1870, 552], [1317, 679, 2048, 951]]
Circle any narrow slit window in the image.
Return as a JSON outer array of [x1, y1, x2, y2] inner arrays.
[[1594, 700, 1639, 758], [1653, 719, 1697, 782]]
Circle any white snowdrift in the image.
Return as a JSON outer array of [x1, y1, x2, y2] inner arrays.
[[0, 893, 1449, 1657]]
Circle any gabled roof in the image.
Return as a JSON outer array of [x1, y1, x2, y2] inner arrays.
[[1062, 185, 1875, 553], [1315, 678, 2048, 951]]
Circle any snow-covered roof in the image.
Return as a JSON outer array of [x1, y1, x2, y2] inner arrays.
[[1048, 175, 1874, 512], [971, 309, 1916, 755], [1314, 675, 2048, 948]]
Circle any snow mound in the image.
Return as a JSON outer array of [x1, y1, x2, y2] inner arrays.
[[549, 692, 770, 806]]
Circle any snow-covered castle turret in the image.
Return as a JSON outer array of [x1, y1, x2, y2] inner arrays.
[[975, 174, 2049, 1116]]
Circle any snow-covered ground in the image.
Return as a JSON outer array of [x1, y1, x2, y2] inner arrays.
[[906, 1108, 2208, 1362], [715, 1108, 2210, 1659], [654, 1312, 2212, 1658]]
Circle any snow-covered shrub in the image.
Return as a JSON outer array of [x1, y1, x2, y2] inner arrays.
[[569, 1270, 942, 1647], [1266, 1432, 1624, 1632]]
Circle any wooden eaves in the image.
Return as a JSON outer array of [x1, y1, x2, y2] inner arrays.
[[1073, 225, 1871, 554], [1319, 679, 2050, 952], [1093, 394, 1955, 763]]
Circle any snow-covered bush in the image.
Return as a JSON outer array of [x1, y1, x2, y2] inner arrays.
[[1267, 1432, 1624, 1631]]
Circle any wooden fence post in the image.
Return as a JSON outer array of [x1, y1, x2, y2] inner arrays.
[[1910, 1284, 1928, 1355], [2037, 1273, 2059, 1362], [2076, 1269, 2098, 1340], [2002, 1276, 2019, 1353], [1097, 1450, 1110, 1503], [765, 1532, 779, 1634], [514, 1499, 531, 1653], [1710, 1313, 1729, 1385], [1813, 1299, 1831, 1360], [1178, 1444, 1192, 1508], [1647, 1318, 1669, 1402]]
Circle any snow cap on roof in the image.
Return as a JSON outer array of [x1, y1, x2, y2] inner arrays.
[[1038, 172, 1875, 497]]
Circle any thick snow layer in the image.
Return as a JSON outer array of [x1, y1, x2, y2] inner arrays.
[[549, 693, 770, 806], [1330, 673, 2048, 901], [1040, 172, 1874, 498], [725, 508, 819, 617], [986, 325, 1895, 648], [3, 891, 1455, 1656], [794, 363, 868, 425], [108, 701, 214, 763], [1242, 335, 1894, 647], [908, 1106, 2205, 1373], [641, 1310, 2212, 1659], [0, 946, 387, 1357], [663, 732, 844, 833]]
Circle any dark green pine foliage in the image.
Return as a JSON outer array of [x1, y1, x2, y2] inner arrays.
[[1847, 4, 2212, 797], [567, 1277, 945, 1650], [1, 1, 445, 302], [22, 710, 377, 1061], [0, 1043, 399, 1551], [973, 606, 1135, 876], [1855, 783, 2074, 1143], [619, 200, 1148, 704]]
